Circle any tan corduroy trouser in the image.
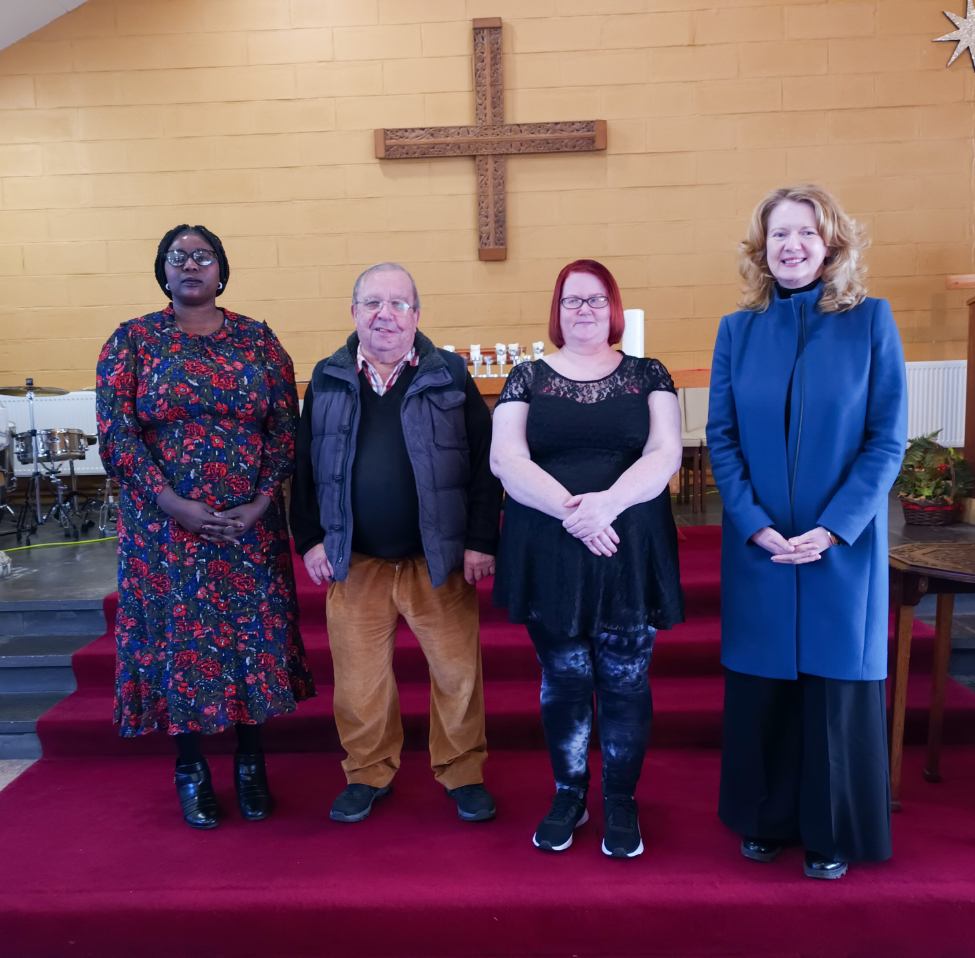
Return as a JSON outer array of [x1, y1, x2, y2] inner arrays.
[[325, 553, 487, 790]]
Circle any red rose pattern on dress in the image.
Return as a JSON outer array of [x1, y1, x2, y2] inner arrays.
[[96, 306, 315, 737]]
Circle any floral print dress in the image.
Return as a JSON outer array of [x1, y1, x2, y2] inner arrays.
[[96, 306, 315, 737]]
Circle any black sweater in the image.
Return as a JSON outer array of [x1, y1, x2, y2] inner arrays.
[[291, 364, 500, 559]]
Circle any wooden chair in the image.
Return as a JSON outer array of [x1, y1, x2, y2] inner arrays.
[[678, 387, 709, 513]]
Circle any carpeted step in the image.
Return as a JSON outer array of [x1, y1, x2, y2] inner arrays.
[[35, 670, 975, 759], [1, 747, 974, 958], [96, 526, 726, 632], [97, 584, 724, 638], [68, 617, 731, 688], [49, 525, 975, 765], [65, 611, 955, 697], [75, 592, 949, 692]]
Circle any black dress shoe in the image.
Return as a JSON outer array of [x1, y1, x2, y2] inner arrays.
[[175, 760, 220, 829], [740, 837, 784, 863], [235, 752, 274, 821], [803, 851, 848, 880]]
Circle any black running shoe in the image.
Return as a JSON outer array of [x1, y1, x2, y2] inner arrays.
[[329, 783, 391, 823], [601, 794, 643, 858], [446, 783, 496, 822], [532, 789, 589, 852]]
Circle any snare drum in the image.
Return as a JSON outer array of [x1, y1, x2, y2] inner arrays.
[[15, 427, 89, 465]]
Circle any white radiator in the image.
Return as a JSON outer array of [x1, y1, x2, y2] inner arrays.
[[0, 390, 104, 476], [905, 360, 966, 448]]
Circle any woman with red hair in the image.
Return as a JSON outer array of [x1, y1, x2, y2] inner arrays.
[[491, 259, 683, 859]]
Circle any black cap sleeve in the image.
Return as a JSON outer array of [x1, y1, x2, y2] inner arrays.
[[496, 360, 535, 404]]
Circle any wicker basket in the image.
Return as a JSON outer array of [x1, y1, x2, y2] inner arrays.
[[900, 498, 960, 526]]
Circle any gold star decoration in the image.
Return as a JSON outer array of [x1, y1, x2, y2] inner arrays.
[[935, 0, 975, 69]]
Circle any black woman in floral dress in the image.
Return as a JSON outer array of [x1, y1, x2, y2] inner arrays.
[[96, 224, 314, 830]]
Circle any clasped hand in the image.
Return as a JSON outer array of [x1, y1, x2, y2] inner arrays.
[[562, 490, 620, 557], [157, 488, 269, 545], [751, 525, 834, 564]]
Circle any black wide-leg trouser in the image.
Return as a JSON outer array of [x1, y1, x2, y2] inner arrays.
[[719, 668, 892, 863]]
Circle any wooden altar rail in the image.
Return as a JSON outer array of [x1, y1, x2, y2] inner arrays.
[[949, 275, 975, 470]]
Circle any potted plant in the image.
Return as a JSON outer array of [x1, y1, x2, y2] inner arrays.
[[894, 432, 974, 525]]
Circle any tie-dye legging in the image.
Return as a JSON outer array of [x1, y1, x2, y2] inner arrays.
[[526, 622, 656, 798]]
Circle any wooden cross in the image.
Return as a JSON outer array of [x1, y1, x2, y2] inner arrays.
[[374, 17, 607, 262]]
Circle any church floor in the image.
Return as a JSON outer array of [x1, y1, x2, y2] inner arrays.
[[0, 758, 32, 788]]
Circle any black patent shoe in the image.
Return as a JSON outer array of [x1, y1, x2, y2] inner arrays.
[[803, 851, 848, 880], [741, 837, 784, 863], [235, 752, 274, 821], [175, 760, 220, 830]]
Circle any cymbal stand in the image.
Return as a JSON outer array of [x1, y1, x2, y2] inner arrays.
[[96, 476, 117, 535], [66, 457, 86, 525], [41, 467, 81, 540], [15, 378, 42, 544], [0, 442, 16, 538]]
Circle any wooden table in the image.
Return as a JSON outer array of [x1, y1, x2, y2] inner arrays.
[[888, 542, 975, 809]]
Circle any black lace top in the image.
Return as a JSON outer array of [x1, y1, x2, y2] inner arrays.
[[493, 356, 684, 635]]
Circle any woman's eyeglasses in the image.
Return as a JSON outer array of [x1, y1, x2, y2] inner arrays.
[[560, 295, 609, 309], [166, 249, 216, 268]]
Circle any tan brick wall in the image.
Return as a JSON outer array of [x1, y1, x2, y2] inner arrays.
[[0, 0, 972, 388]]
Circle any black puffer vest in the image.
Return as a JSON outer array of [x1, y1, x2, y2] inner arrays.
[[308, 331, 471, 587]]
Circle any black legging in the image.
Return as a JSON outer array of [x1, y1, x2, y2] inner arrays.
[[526, 622, 656, 798]]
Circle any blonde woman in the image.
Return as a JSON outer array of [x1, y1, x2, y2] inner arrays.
[[706, 185, 907, 880]]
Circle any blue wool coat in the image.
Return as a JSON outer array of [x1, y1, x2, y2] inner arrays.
[[706, 285, 907, 681]]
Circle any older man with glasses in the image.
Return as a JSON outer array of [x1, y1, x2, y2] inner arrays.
[[291, 262, 502, 825]]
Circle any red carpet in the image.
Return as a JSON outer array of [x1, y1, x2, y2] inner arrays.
[[2, 526, 975, 957]]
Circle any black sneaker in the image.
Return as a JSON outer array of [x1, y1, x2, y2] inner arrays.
[[601, 794, 643, 858], [329, 783, 391, 823], [446, 783, 496, 822], [532, 789, 589, 852]]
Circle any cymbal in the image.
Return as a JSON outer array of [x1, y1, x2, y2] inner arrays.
[[0, 385, 68, 397]]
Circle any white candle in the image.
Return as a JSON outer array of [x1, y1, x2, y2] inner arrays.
[[622, 309, 645, 358]]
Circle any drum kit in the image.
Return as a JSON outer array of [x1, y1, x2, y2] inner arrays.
[[0, 379, 117, 544]]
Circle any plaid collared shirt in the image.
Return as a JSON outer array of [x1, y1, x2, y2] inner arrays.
[[356, 345, 418, 397]]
